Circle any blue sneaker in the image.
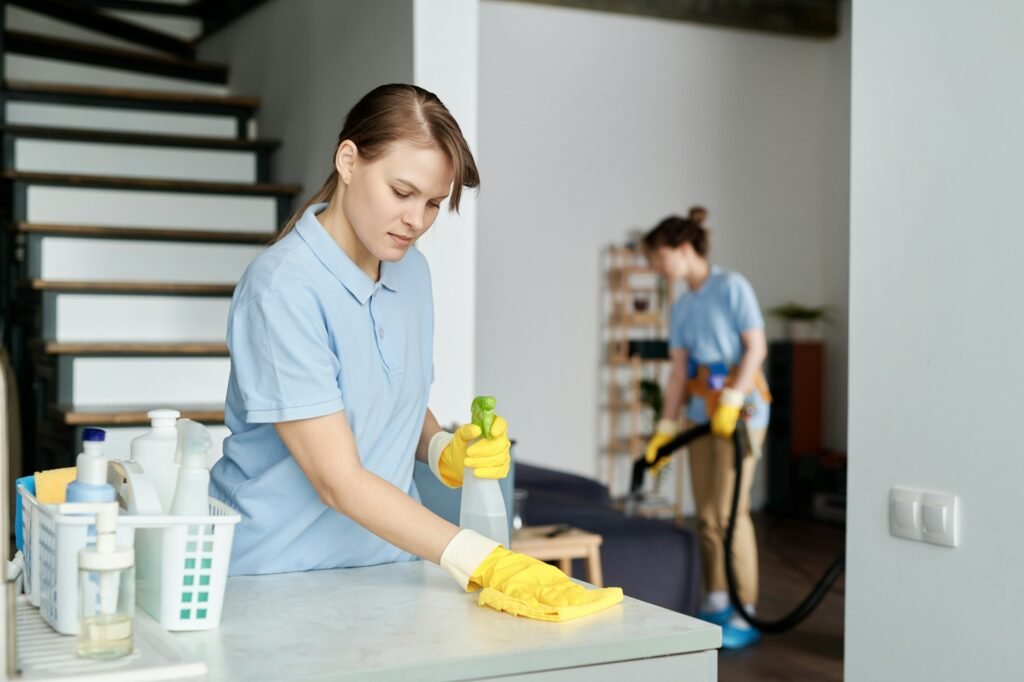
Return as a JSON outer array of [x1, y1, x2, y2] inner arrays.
[[697, 606, 732, 626], [721, 622, 762, 650]]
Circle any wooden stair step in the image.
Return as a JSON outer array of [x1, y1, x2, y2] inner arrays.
[[16, 222, 273, 244], [43, 341, 228, 356], [3, 170, 301, 197], [70, 0, 202, 18], [3, 80, 259, 117], [8, 0, 196, 60], [0, 123, 279, 152], [30, 279, 235, 296], [54, 403, 225, 426], [4, 30, 226, 85]]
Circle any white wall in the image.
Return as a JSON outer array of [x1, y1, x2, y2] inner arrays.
[[412, 0, 480, 425], [200, 0, 480, 425], [846, 1, 1024, 680], [199, 0, 414, 198], [477, 2, 851, 491]]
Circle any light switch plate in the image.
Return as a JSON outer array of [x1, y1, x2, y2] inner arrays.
[[890, 487, 923, 541], [921, 491, 959, 548]]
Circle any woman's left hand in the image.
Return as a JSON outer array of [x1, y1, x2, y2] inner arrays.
[[711, 388, 744, 437], [464, 415, 511, 480]]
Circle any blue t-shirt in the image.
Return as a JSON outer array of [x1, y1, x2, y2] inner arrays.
[[211, 203, 434, 575], [670, 265, 770, 428]]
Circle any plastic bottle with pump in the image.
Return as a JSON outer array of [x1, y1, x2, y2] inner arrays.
[[65, 500, 134, 660], [130, 409, 180, 513], [169, 419, 212, 517], [66, 428, 116, 504], [459, 396, 510, 547]]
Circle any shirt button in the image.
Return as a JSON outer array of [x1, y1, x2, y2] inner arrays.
[[377, 326, 384, 338]]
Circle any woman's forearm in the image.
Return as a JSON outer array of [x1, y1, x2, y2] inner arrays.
[[730, 329, 768, 395], [335, 467, 460, 564], [276, 412, 460, 565], [661, 349, 689, 422]]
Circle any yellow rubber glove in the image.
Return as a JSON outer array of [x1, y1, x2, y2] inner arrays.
[[644, 418, 679, 474], [710, 388, 745, 438], [429, 416, 511, 488], [441, 530, 624, 622]]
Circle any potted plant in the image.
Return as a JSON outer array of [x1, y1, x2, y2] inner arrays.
[[768, 302, 833, 341], [639, 379, 663, 422]]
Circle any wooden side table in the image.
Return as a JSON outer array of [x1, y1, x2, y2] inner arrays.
[[511, 525, 605, 587]]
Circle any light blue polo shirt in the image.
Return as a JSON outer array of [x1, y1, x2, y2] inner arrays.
[[670, 266, 770, 428], [211, 203, 434, 575]]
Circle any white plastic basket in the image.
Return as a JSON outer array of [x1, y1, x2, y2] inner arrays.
[[17, 485, 136, 635], [19, 484, 42, 607], [131, 498, 240, 632], [18, 482, 240, 635]]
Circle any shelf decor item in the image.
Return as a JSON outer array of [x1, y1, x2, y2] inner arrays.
[[602, 243, 682, 519], [768, 302, 833, 341]]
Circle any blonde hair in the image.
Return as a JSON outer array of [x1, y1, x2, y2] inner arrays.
[[278, 83, 480, 239]]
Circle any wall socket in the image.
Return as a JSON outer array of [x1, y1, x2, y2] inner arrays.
[[889, 486, 959, 548]]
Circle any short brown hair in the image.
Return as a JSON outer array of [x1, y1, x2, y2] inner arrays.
[[643, 215, 709, 257]]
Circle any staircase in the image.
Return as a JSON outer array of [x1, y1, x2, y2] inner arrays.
[[0, 0, 297, 474]]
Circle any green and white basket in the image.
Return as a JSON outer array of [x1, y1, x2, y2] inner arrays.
[[131, 498, 240, 631]]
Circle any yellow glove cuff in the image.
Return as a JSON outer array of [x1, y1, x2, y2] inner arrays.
[[655, 418, 679, 436], [440, 529, 500, 591], [428, 431, 457, 488], [719, 388, 745, 408]]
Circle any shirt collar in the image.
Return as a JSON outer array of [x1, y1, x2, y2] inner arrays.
[[295, 203, 400, 304], [691, 265, 721, 295]]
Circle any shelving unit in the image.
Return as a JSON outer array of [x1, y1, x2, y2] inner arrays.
[[602, 245, 683, 519]]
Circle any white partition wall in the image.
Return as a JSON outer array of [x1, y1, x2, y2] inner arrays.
[[846, 1, 1024, 680], [413, 0, 479, 426]]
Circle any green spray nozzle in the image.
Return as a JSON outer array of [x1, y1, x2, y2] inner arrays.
[[471, 396, 497, 439]]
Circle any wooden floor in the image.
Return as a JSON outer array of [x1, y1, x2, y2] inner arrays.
[[708, 513, 846, 682]]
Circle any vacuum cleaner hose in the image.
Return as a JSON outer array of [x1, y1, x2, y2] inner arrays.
[[723, 424, 845, 633], [635, 422, 845, 634]]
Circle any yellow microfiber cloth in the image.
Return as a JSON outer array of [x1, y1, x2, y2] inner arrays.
[[34, 467, 78, 504]]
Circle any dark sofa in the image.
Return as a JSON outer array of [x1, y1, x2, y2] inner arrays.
[[515, 463, 701, 615]]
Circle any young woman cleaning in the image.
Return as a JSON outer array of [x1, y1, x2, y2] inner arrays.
[[643, 215, 771, 648], [211, 84, 622, 622]]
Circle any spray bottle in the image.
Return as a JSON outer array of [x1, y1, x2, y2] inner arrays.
[[61, 501, 134, 660], [169, 419, 212, 517], [459, 396, 510, 547]]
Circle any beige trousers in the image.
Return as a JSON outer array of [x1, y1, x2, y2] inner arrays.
[[687, 423, 765, 606]]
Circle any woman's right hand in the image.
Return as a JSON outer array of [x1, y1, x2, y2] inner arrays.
[[644, 418, 679, 471], [441, 530, 623, 622]]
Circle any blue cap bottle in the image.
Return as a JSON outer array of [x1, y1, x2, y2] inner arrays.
[[66, 428, 116, 504]]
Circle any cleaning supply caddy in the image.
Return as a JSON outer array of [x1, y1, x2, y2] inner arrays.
[[17, 421, 240, 636]]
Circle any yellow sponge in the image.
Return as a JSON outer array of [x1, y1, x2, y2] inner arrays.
[[34, 468, 78, 504]]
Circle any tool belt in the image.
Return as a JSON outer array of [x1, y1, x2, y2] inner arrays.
[[685, 359, 772, 417]]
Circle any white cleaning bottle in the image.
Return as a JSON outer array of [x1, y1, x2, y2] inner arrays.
[[130, 409, 180, 513], [459, 397, 510, 547], [169, 419, 212, 516], [66, 428, 116, 504]]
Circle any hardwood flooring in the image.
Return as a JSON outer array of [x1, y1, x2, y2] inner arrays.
[[710, 514, 846, 682]]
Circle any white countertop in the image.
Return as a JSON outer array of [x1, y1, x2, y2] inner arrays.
[[171, 560, 720, 681]]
